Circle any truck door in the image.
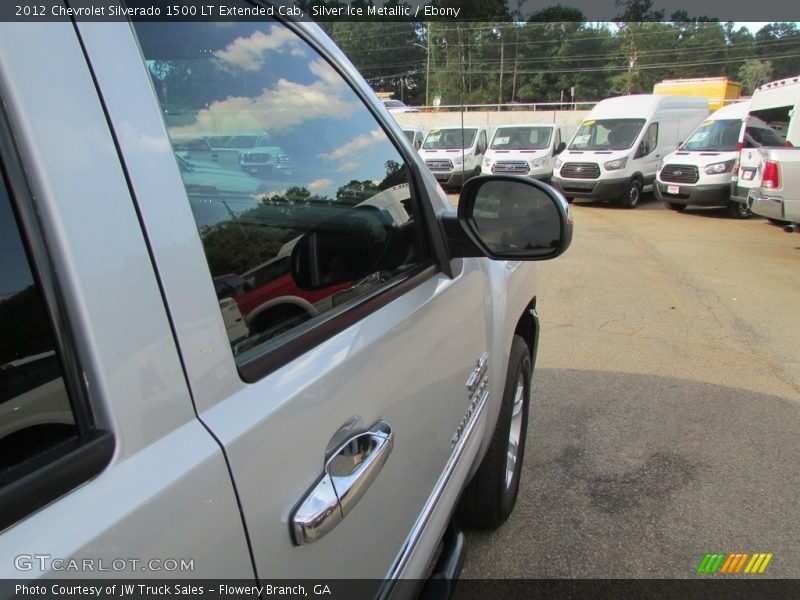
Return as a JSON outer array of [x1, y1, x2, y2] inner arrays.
[[0, 23, 251, 578], [79, 16, 489, 585]]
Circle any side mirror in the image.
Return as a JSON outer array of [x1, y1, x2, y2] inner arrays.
[[291, 206, 392, 291], [440, 175, 573, 261], [554, 141, 566, 156], [414, 136, 423, 150]]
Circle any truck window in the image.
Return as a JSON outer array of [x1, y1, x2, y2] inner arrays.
[[749, 107, 791, 143], [0, 172, 77, 483], [637, 122, 658, 157], [132, 18, 428, 376]]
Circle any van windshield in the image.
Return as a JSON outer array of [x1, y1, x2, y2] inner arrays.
[[491, 126, 552, 150], [422, 129, 477, 150], [681, 119, 742, 151], [569, 119, 645, 151]]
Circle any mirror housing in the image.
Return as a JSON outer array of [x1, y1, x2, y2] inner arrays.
[[439, 175, 573, 261], [555, 141, 566, 155]]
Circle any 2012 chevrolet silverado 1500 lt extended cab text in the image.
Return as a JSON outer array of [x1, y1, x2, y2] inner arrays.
[[0, 8, 572, 597]]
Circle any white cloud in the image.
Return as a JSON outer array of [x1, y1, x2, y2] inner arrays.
[[319, 128, 386, 162], [213, 27, 299, 72], [168, 78, 356, 137], [308, 178, 334, 195], [308, 58, 346, 90], [337, 161, 359, 173]]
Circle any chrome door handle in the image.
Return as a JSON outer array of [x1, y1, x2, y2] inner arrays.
[[292, 421, 393, 545]]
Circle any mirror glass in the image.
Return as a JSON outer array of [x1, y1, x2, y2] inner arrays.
[[471, 180, 562, 258]]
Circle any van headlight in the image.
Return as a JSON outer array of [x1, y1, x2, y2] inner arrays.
[[704, 159, 735, 175], [604, 157, 628, 171], [530, 157, 546, 169], [656, 159, 664, 172], [555, 158, 563, 169], [483, 157, 492, 167]]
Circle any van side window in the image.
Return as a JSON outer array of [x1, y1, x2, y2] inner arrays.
[[0, 174, 77, 481], [637, 123, 658, 157], [132, 18, 428, 375], [478, 130, 487, 153]]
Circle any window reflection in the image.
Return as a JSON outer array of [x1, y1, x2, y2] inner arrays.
[[133, 16, 423, 363], [0, 177, 76, 472]]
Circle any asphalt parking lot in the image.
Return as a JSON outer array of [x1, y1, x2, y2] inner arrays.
[[457, 193, 800, 578]]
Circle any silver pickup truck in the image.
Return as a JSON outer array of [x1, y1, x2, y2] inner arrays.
[[745, 148, 800, 227], [0, 10, 571, 596]]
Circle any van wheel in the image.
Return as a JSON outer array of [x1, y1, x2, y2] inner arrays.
[[619, 179, 642, 209], [727, 201, 751, 219], [664, 201, 686, 211], [458, 335, 531, 529]]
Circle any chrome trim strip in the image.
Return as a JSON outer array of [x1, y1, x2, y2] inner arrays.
[[378, 387, 490, 598]]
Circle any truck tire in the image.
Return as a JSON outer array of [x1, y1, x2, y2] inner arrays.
[[768, 218, 790, 226], [458, 335, 531, 529], [727, 200, 751, 219], [664, 201, 686, 211], [618, 178, 642, 209]]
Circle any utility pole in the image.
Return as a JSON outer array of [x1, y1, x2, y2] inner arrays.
[[511, 28, 519, 103], [426, 23, 431, 107], [627, 49, 638, 95], [498, 29, 504, 107]]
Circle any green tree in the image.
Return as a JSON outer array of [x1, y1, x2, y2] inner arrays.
[[738, 59, 774, 94], [754, 23, 800, 81]]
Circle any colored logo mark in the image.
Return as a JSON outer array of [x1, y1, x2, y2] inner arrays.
[[696, 552, 773, 574]]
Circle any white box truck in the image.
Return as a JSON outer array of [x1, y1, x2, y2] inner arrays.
[[419, 126, 491, 190], [481, 123, 566, 181], [552, 95, 709, 208], [655, 101, 751, 218]]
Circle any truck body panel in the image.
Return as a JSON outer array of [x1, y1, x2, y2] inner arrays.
[[0, 13, 570, 591], [746, 147, 800, 224], [654, 77, 741, 111]]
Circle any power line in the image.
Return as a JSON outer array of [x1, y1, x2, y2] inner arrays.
[[361, 51, 800, 81]]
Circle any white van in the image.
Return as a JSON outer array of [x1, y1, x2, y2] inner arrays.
[[655, 101, 750, 217], [731, 75, 800, 207], [552, 95, 709, 208], [481, 123, 566, 181], [419, 126, 491, 189]]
